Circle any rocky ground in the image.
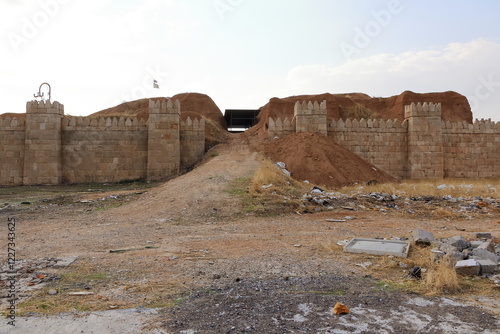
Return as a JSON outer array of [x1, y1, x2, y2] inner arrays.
[[0, 140, 499, 333]]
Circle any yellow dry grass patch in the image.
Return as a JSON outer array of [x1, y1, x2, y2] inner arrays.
[[338, 178, 500, 198]]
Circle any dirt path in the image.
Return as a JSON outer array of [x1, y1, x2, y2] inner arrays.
[[0, 138, 499, 333]]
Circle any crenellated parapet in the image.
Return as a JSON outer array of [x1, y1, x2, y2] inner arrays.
[[26, 100, 64, 115], [0, 116, 26, 129], [293, 100, 327, 117], [181, 116, 205, 131], [149, 99, 180, 114], [442, 118, 500, 134], [294, 100, 327, 135], [63, 116, 147, 130], [268, 117, 295, 138], [404, 102, 441, 119], [329, 118, 407, 130]]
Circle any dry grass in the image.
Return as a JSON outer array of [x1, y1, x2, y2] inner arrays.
[[338, 178, 500, 198], [250, 157, 307, 196], [423, 259, 461, 295]]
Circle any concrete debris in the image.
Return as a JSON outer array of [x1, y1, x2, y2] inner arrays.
[[343, 238, 410, 258], [476, 259, 498, 275], [276, 162, 291, 176], [412, 229, 435, 245], [415, 229, 499, 276], [455, 259, 480, 276]]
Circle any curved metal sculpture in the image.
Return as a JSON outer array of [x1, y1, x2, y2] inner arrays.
[[34, 82, 51, 101]]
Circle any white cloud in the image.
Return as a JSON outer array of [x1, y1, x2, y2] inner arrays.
[[286, 39, 500, 120]]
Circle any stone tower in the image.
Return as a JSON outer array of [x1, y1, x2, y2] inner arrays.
[[147, 99, 181, 180], [405, 102, 443, 179], [23, 100, 64, 185], [294, 100, 327, 135]]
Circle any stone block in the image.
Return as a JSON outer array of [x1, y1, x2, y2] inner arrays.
[[476, 232, 493, 239], [472, 248, 499, 264], [470, 241, 483, 249], [477, 239, 496, 253], [446, 236, 470, 251], [412, 229, 434, 245], [477, 259, 498, 275], [455, 259, 480, 276]]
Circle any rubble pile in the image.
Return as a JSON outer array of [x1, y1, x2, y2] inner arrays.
[[295, 186, 499, 216], [413, 230, 500, 280]]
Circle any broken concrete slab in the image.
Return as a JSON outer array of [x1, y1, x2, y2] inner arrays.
[[455, 259, 480, 276], [52, 256, 78, 268], [343, 238, 410, 258], [412, 229, 434, 245], [477, 259, 498, 275]]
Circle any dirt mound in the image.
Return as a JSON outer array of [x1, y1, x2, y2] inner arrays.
[[247, 91, 472, 138], [257, 132, 396, 189], [91, 93, 229, 149]]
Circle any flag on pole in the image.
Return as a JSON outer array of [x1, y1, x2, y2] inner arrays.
[[153, 79, 159, 89]]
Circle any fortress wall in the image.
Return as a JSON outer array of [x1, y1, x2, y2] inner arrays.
[[442, 119, 500, 178], [0, 99, 206, 185], [268, 101, 500, 180], [61, 116, 148, 184], [180, 116, 206, 170], [328, 118, 408, 179], [0, 116, 26, 185]]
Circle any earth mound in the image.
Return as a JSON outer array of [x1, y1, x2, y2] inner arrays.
[[258, 132, 397, 189], [91, 93, 228, 149], [247, 91, 472, 138]]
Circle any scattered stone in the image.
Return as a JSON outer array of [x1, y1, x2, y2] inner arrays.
[[476, 232, 493, 239], [355, 262, 372, 269], [412, 229, 434, 245], [470, 241, 483, 249], [430, 249, 446, 262], [68, 291, 94, 296], [48, 289, 58, 295], [447, 236, 470, 252], [477, 259, 498, 275], [455, 259, 480, 276]]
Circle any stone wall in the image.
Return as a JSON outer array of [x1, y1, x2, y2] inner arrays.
[[0, 116, 26, 185], [0, 99, 205, 185], [268, 101, 500, 179]]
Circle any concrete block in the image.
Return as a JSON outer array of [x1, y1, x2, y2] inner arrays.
[[477, 259, 498, 275], [455, 259, 480, 276], [412, 229, 434, 245], [472, 248, 499, 264], [477, 239, 496, 253]]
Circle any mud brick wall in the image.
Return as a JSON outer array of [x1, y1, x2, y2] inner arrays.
[[62, 116, 148, 183], [0, 99, 205, 185], [0, 116, 26, 185], [267, 101, 500, 179]]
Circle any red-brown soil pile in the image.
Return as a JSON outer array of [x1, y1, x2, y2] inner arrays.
[[247, 90, 472, 138], [91, 93, 228, 149], [258, 132, 396, 189]]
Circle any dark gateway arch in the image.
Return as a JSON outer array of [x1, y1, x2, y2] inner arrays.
[[224, 109, 260, 132]]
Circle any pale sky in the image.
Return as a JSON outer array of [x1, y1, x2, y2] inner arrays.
[[1, 0, 500, 121]]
